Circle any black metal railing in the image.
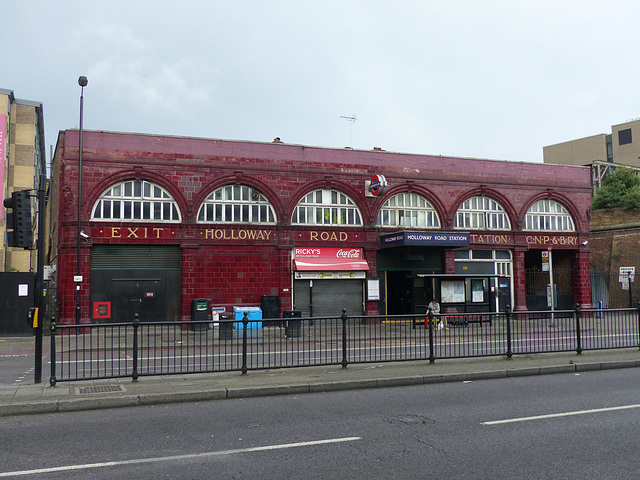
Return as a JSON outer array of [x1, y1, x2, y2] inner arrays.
[[49, 305, 640, 385]]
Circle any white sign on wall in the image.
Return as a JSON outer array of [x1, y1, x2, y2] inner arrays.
[[619, 266, 635, 290], [619, 266, 635, 282], [367, 279, 380, 301]]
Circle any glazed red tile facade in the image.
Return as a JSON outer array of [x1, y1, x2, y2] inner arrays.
[[51, 130, 593, 325]]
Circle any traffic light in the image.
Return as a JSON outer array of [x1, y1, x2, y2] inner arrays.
[[3, 190, 33, 249]]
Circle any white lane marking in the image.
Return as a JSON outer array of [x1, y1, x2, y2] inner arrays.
[[0, 436, 362, 477], [483, 404, 640, 425]]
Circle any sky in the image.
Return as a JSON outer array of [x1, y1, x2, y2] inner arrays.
[[4, 1, 640, 164]]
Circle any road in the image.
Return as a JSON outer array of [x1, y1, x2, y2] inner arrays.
[[2, 368, 640, 479], [0, 337, 47, 386]]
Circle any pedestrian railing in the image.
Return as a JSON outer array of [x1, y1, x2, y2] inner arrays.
[[48, 305, 640, 385]]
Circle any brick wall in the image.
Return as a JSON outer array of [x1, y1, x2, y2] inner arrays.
[[590, 209, 640, 277]]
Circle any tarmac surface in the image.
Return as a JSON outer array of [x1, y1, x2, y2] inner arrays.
[[1, 335, 640, 417]]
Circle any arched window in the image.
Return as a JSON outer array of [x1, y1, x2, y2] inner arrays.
[[454, 196, 511, 230], [376, 192, 440, 228], [524, 199, 575, 231], [91, 180, 181, 222], [197, 185, 276, 224], [291, 188, 362, 226]]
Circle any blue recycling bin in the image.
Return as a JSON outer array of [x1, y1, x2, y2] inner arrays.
[[233, 306, 262, 338]]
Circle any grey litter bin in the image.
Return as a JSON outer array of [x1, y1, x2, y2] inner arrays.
[[283, 310, 302, 337], [219, 312, 234, 340], [191, 298, 209, 331]]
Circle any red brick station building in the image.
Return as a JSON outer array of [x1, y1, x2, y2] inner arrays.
[[50, 130, 592, 325]]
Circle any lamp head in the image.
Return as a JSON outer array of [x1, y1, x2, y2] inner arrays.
[[78, 76, 88, 87]]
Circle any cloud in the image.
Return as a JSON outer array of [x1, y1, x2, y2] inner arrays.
[[89, 58, 212, 113], [82, 22, 213, 116]]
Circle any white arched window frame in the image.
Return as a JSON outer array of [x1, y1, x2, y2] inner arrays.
[[376, 192, 441, 228], [524, 199, 575, 232], [197, 185, 276, 224], [454, 196, 511, 230], [291, 188, 363, 226], [91, 180, 181, 222]]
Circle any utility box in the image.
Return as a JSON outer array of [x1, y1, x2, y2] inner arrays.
[[261, 295, 280, 326], [211, 306, 226, 324], [233, 306, 263, 339], [191, 298, 210, 331]]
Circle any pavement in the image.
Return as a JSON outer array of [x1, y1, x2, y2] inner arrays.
[[1, 335, 640, 417]]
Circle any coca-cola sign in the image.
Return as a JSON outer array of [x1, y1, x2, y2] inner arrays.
[[295, 247, 362, 260], [336, 248, 360, 259]]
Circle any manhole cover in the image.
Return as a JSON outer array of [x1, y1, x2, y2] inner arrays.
[[76, 385, 126, 395]]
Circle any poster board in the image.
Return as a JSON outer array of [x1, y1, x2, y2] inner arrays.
[[367, 279, 380, 300], [471, 279, 484, 303], [441, 280, 465, 303]]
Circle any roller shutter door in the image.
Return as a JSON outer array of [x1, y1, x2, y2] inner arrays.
[[294, 279, 363, 318], [90, 245, 181, 323]]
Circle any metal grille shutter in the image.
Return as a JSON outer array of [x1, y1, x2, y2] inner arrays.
[[91, 245, 181, 270], [294, 279, 363, 318]]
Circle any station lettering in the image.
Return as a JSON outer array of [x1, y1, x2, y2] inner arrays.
[[205, 229, 273, 240], [470, 234, 511, 244], [111, 227, 164, 239], [309, 231, 349, 242], [525, 235, 577, 246]]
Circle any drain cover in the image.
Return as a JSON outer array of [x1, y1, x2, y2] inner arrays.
[[76, 385, 125, 395]]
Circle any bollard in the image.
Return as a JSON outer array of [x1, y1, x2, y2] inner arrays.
[[341, 309, 348, 368], [505, 305, 512, 358], [575, 304, 582, 355], [241, 312, 249, 374], [427, 308, 435, 363], [132, 313, 139, 381], [49, 316, 57, 387], [637, 302, 640, 351]]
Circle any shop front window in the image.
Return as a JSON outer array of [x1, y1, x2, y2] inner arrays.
[[91, 180, 181, 222], [453, 196, 510, 230], [524, 199, 575, 232], [291, 188, 362, 226], [197, 185, 276, 224], [376, 192, 440, 228]]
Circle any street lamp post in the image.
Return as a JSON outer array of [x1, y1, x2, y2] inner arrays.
[[76, 76, 88, 330]]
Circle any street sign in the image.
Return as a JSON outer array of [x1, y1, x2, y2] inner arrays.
[[619, 266, 635, 283], [542, 251, 550, 271]]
